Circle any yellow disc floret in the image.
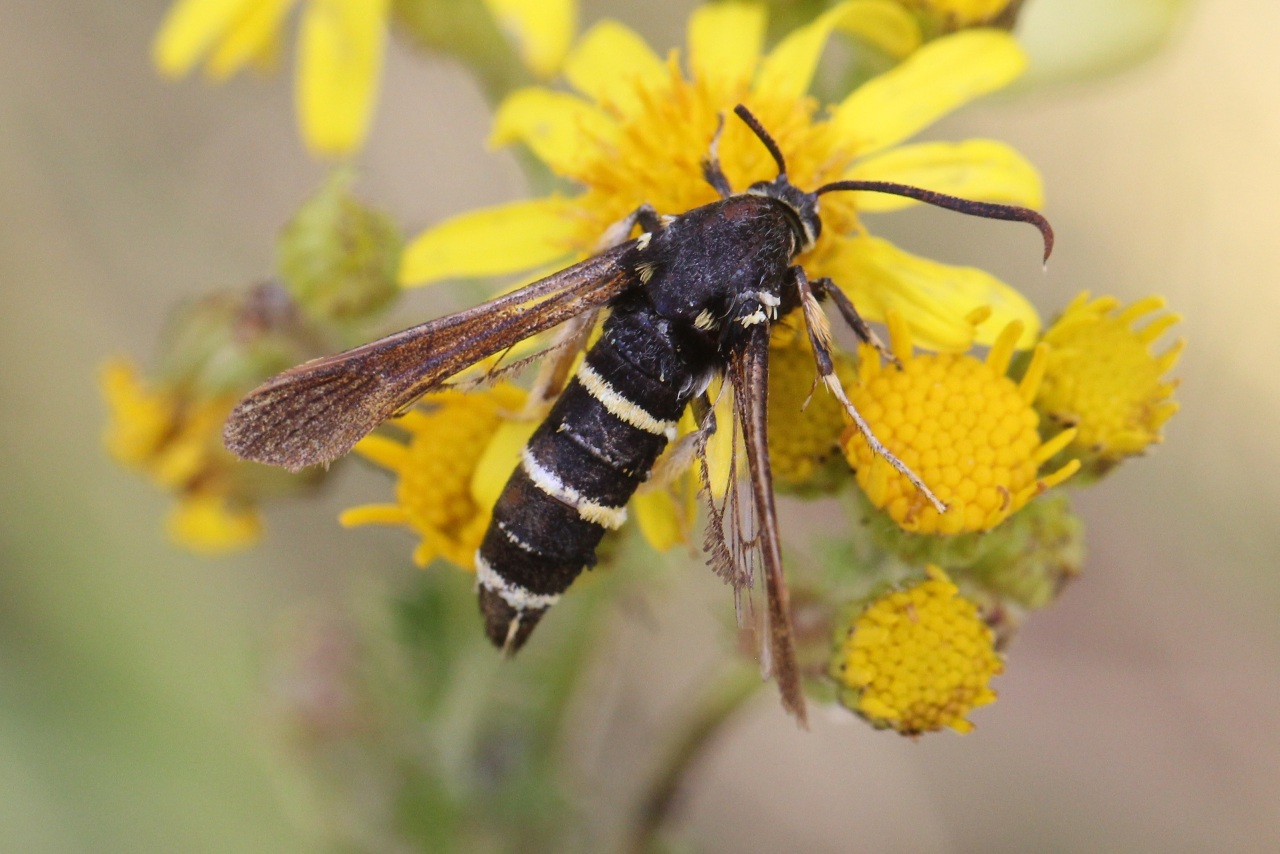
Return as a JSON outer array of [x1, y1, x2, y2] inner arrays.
[[832, 566, 1002, 734], [1036, 293, 1183, 467], [766, 325, 858, 490], [340, 385, 526, 570], [841, 313, 1079, 535]]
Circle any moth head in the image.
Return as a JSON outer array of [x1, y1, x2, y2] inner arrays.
[[733, 105, 822, 253]]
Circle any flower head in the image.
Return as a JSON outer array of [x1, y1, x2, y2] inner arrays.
[[1035, 293, 1183, 472], [403, 2, 1045, 351], [832, 565, 1002, 734], [340, 385, 529, 570], [842, 312, 1080, 535], [766, 324, 858, 491], [153, 0, 391, 156], [101, 358, 264, 552]]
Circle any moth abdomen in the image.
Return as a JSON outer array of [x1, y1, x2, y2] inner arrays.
[[477, 308, 701, 650]]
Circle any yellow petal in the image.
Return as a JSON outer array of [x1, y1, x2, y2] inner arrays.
[[400, 197, 578, 286], [204, 0, 295, 80], [704, 379, 739, 500], [632, 488, 685, 553], [563, 20, 666, 116], [821, 236, 1039, 351], [351, 433, 409, 472], [296, 0, 388, 157], [482, 0, 577, 79], [831, 30, 1026, 156], [490, 88, 618, 180], [687, 2, 766, 98], [152, 0, 262, 77], [835, 0, 922, 60], [757, 1, 920, 101], [848, 139, 1043, 212], [167, 495, 262, 553], [470, 419, 538, 511], [339, 503, 410, 527]]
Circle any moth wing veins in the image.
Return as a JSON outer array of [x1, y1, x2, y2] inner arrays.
[[698, 326, 807, 725], [223, 246, 640, 470]]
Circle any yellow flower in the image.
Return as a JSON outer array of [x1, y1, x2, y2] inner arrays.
[[340, 384, 529, 570], [1036, 293, 1183, 470], [402, 2, 1045, 352], [168, 493, 263, 554], [766, 324, 859, 490], [832, 565, 1002, 735], [152, 0, 578, 157], [100, 358, 263, 552], [153, 0, 390, 156], [841, 312, 1079, 534], [899, 0, 1016, 29]]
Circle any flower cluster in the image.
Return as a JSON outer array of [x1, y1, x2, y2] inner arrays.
[[113, 0, 1187, 750]]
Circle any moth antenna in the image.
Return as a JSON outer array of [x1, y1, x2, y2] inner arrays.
[[733, 104, 787, 177], [816, 179, 1055, 263]]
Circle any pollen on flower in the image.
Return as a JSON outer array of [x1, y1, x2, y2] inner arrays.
[[340, 385, 526, 570], [767, 324, 858, 490], [831, 565, 1002, 735], [841, 313, 1079, 535], [1035, 293, 1183, 468]]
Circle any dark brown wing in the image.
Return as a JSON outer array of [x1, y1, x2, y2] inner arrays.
[[705, 323, 807, 724], [224, 245, 637, 470]]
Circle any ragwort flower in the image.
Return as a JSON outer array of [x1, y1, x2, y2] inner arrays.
[[832, 565, 1002, 735], [402, 1, 1045, 352], [101, 358, 263, 552], [153, 0, 391, 156], [766, 324, 859, 491], [340, 384, 528, 570], [1035, 292, 1183, 472], [841, 312, 1079, 535], [152, 0, 577, 156]]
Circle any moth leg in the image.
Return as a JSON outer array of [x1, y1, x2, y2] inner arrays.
[[790, 267, 947, 514], [594, 202, 662, 250], [701, 113, 733, 199], [810, 276, 897, 367], [643, 392, 716, 491]]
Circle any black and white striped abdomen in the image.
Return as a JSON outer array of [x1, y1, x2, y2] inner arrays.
[[477, 307, 702, 650]]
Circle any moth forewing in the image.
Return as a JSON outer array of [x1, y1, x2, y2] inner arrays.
[[223, 246, 637, 470], [728, 323, 806, 724]]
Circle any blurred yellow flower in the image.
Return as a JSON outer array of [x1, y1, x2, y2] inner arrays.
[[402, 1, 1046, 352], [153, 0, 390, 156], [842, 312, 1079, 534], [899, 0, 1015, 29], [832, 565, 1002, 734], [1036, 292, 1183, 470], [101, 357, 263, 553]]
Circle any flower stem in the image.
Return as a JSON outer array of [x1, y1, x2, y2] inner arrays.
[[626, 665, 763, 854]]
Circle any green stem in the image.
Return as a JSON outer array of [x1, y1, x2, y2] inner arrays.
[[626, 665, 764, 854]]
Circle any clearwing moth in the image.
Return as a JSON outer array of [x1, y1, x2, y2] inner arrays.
[[224, 106, 1052, 723]]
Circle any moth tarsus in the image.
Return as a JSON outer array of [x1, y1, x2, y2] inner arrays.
[[223, 105, 1053, 721]]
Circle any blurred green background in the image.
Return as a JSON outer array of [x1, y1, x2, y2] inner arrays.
[[2, 1, 1277, 851]]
